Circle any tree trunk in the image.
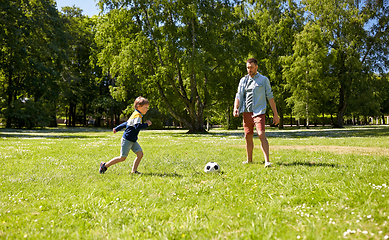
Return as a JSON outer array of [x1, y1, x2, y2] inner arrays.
[[278, 98, 284, 129], [83, 102, 87, 126], [306, 101, 310, 129], [334, 84, 347, 128], [69, 102, 76, 127], [6, 71, 14, 128], [226, 104, 230, 130]]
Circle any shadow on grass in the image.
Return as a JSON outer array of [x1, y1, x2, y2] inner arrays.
[[141, 172, 183, 178], [0, 133, 102, 139], [266, 126, 389, 138], [0, 127, 110, 139], [2, 125, 389, 139], [278, 161, 345, 168], [156, 125, 389, 139]]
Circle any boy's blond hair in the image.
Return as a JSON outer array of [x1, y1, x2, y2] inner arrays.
[[134, 96, 150, 109]]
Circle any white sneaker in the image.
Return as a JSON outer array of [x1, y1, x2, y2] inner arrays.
[[264, 162, 272, 167]]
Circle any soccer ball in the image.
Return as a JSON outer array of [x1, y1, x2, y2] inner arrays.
[[204, 162, 220, 173]]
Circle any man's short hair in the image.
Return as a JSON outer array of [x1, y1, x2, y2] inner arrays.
[[134, 96, 150, 109], [247, 58, 258, 65]]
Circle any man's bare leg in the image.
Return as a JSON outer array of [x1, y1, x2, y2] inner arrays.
[[245, 133, 254, 163], [257, 130, 271, 166]]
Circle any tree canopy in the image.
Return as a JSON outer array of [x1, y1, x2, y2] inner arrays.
[[1, 0, 388, 129]]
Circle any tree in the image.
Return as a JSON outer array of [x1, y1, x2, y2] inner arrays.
[[282, 22, 329, 128], [0, 0, 67, 128], [59, 6, 101, 127], [247, 0, 304, 129], [302, 0, 389, 127], [96, 0, 243, 132]]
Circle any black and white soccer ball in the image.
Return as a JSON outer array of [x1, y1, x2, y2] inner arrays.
[[204, 162, 220, 173]]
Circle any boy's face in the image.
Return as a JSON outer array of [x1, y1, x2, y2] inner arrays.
[[137, 104, 149, 115]]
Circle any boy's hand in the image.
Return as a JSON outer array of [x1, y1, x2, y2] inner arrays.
[[113, 128, 117, 134], [145, 120, 152, 126]]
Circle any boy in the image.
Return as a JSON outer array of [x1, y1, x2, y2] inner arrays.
[[99, 96, 152, 174]]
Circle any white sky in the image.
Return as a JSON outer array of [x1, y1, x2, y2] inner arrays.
[[55, 0, 100, 16]]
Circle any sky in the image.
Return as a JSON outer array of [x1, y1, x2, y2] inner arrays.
[[55, 0, 100, 16]]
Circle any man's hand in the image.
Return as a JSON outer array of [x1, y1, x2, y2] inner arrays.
[[145, 120, 152, 126], [233, 108, 239, 117], [233, 99, 240, 117], [113, 128, 117, 134], [273, 115, 280, 126]]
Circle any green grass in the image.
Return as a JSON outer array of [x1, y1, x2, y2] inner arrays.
[[1, 126, 389, 239]]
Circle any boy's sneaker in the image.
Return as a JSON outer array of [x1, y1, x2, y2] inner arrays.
[[264, 162, 272, 168], [99, 162, 107, 174]]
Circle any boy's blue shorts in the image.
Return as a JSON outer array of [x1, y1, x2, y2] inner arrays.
[[120, 138, 142, 157]]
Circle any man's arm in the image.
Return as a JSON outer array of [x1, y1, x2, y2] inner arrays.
[[268, 98, 280, 125], [233, 98, 240, 117]]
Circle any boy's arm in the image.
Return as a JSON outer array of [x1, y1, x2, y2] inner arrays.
[[131, 116, 151, 130], [133, 122, 149, 130], [114, 122, 127, 132]]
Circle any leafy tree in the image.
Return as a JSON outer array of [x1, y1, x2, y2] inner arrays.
[[96, 0, 244, 132], [302, 0, 389, 127], [0, 0, 67, 128], [246, 0, 304, 128], [59, 6, 111, 127], [282, 22, 329, 128]]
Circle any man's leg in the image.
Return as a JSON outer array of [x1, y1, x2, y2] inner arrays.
[[257, 130, 270, 163], [245, 133, 254, 163], [243, 112, 255, 163]]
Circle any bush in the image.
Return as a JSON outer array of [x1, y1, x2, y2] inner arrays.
[[2, 100, 51, 129]]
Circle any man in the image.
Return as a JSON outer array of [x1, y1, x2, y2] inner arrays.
[[233, 58, 279, 167]]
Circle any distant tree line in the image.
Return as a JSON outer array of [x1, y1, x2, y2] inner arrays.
[[1, 0, 388, 131]]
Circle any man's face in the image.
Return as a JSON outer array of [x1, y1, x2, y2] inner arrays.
[[246, 62, 258, 77]]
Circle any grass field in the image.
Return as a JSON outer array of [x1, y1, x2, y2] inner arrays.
[[1, 125, 388, 239]]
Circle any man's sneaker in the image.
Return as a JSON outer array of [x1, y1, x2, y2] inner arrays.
[[242, 161, 253, 164], [99, 162, 107, 174], [264, 162, 272, 168], [132, 171, 142, 175]]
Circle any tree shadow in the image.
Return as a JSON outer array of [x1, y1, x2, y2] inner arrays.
[[0, 133, 100, 139], [141, 172, 183, 178], [163, 125, 389, 138], [278, 161, 345, 168], [0, 127, 109, 139]]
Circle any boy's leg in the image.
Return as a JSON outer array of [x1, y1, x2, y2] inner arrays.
[[131, 151, 143, 173], [105, 156, 127, 168], [100, 138, 131, 173]]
